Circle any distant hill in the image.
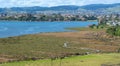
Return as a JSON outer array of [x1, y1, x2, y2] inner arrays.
[[49, 5, 80, 11], [0, 3, 120, 14], [2, 5, 79, 12], [81, 3, 120, 10]]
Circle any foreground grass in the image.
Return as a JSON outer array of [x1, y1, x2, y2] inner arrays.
[[0, 53, 120, 66], [0, 34, 90, 62]]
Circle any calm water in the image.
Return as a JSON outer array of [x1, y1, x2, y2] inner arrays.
[[0, 21, 98, 38]]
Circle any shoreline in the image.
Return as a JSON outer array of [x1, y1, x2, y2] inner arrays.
[[0, 20, 97, 22]]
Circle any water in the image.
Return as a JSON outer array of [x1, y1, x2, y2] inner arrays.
[[0, 21, 98, 38]]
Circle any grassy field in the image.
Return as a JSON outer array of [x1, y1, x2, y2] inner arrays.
[[0, 53, 120, 66], [0, 27, 120, 63], [67, 27, 106, 31], [0, 34, 90, 62]]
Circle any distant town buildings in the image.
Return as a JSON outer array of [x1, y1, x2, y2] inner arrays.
[[98, 14, 120, 26]]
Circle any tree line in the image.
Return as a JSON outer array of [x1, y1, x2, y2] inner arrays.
[[0, 13, 97, 21]]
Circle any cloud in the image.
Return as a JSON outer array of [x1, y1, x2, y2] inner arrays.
[[0, 0, 120, 8]]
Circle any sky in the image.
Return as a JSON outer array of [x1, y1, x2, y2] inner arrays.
[[0, 0, 120, 8]]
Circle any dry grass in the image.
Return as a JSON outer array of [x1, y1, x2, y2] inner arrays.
[[0, 27, 120, 63]]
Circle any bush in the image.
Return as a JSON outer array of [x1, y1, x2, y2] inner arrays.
[[106, 26, 120, 36], [89, 24, 97, 29], [118, 48, 120, 53]]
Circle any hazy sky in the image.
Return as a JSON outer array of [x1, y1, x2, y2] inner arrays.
[[0, 0, 120, 8]]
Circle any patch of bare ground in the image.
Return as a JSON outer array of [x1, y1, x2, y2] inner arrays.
[[0, 58, 14, 63], [0, 55, 16, 63]]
